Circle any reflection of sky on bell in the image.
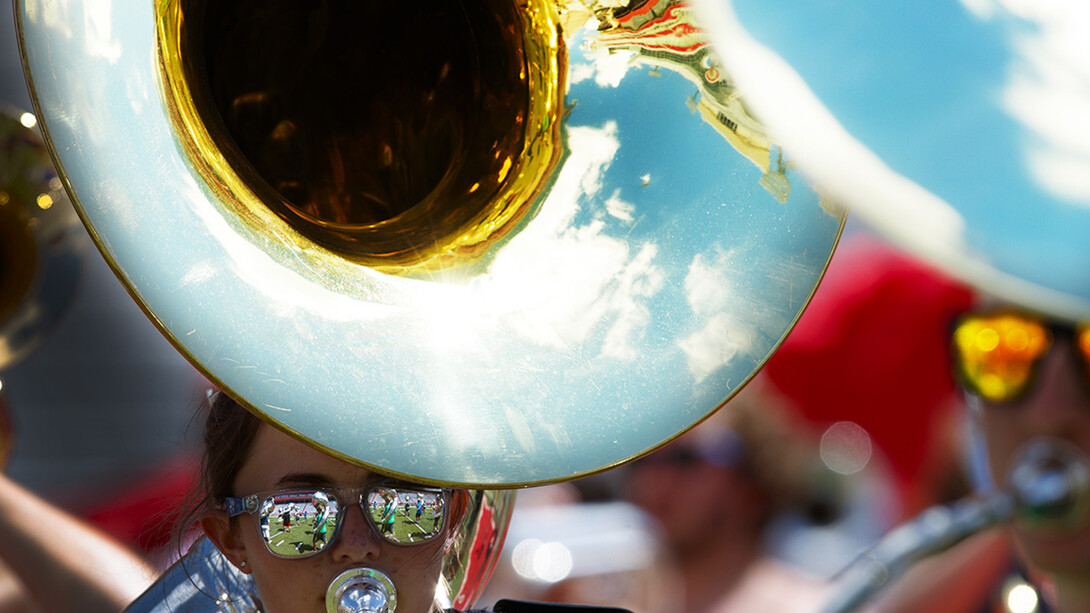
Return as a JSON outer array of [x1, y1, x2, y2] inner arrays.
[[20, 0, 843, 484], [481, 121, 665, 360], [22, 0, 73, 40], [724, 0, 1090, 309], [81, 0, 122, 62], [571, 46, 636, 88], [988, 0, 1090, 203]]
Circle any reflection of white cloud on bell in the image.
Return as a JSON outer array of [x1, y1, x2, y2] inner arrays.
[[679, 312, 752, 384], [604, 189, 635, 221], [483, 122, 664, 358], [994, 1, 1090, 204], [679, 249, 755, 383], [684, 251, 734, 316], [571, 46, 636, 88], [84, 0, 122, 62]]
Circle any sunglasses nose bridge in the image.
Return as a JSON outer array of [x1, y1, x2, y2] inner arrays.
[[349, 486, 368, 508], [1021, 339, 1090, 418], [327, 499, 384, 562]]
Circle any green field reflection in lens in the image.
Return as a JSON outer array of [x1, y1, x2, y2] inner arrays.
[[367, 487, 445, 545], [259, 490, 340, 557]]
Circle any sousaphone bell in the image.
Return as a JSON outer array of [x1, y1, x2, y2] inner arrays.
[[18, 0, 843, 610], [17, 0, 843, 488]]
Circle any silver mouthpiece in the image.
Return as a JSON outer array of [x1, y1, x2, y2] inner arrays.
[[325, 568, 397, 613], [1007, 437, 1090, 531]]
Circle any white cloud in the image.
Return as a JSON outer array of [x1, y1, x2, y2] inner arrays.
[[684, 252, 734, 316], [83, 0, 122, 62], [958, 0, 997, 18], [604, 188, 635, 222], [960, 0, 1090, 204], [678, 250, 755, 383], [481, 122, 665, 358], [571, 47, 636, 88], [999, 2, 1090, 204], [24, 0, 74, 40], [601, 244, 664, 359], [678, 312, 755, 385]]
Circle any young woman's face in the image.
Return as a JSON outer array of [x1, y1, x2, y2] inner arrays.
[[206, 424, 448, 613]]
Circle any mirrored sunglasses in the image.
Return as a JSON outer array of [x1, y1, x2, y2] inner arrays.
[[224, 481, 450, 559], [951, 310, 1090, 404]]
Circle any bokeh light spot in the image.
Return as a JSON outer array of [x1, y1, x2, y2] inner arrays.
[[1005, 582, 1038, 613], [819, 421, 872, 475]]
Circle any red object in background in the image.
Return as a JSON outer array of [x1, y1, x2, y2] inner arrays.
[[761, 235, 976, 515], [83, 455, 199, 559]]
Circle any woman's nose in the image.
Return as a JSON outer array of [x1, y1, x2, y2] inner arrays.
[[329, 504, 382, 563], [1021, 340, 1090, 429]]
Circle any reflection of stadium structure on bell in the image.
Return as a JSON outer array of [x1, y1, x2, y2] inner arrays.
[[570, 0, 793, 204]]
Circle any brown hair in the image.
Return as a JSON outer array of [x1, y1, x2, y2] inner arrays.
[[181, 390, 472, 545], [198, 390, 264, 507], [172, 389, 263, 551]]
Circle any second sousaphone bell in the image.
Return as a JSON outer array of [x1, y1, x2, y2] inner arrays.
[[695, 0, 1090, 322]]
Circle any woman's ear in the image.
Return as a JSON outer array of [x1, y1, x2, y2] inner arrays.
[[201, 510, 251, 574]]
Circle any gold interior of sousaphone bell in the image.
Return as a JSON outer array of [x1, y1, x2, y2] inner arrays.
[[156, 0, 566, 274]]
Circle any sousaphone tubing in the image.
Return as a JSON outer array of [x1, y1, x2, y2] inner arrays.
[[0, 104, 83, 373], [17, 0, 843, 488], [0, 104, 85, 466]]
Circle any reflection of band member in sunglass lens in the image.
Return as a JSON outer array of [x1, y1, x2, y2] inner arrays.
[[311, 495, 329, 550], [381, 496, 396, 535]]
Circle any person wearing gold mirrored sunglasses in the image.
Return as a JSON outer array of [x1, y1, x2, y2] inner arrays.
[[949, 308, 1090, 612]]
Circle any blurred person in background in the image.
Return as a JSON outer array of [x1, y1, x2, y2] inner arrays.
[[759, 235, 978, 523], [779, 236, 1090, 613], [621, 233, 1027, 613], [0, 390, 161, 613], [948, 302, 1090, 612], [869, 300, 1090, 613], [623, 381, 831, 613], [477, 480, 679, 613], [763, 235, 1049, 613]]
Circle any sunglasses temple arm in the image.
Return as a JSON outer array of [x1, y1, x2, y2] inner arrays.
[[223, 497, 251, 518], [820, 437, 1090, 613]]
